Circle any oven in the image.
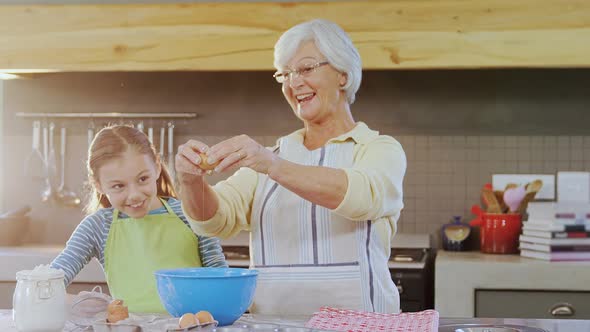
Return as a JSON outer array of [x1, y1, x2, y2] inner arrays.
[[223, 245, 250, 268], [388, 234, 435, 312]]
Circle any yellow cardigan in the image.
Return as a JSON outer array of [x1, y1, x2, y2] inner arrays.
[[183, 122, 407, 252]]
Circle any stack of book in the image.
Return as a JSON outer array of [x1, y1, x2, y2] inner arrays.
[[520, 202, 590, 261]]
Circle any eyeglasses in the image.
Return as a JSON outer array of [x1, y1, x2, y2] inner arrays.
[[273, 61, 330, 84]]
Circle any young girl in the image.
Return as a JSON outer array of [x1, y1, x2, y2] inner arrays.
[[50, 125, 227, 313]]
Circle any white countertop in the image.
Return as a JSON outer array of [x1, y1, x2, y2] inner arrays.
[[391, 233, 431, 249], [435, 250, 590, 318], [0, 245, 105, 282], [226, 259, 249, 267], [1, 310, 589, 332], [221, 233, 431, 249], [0, 245, 251, 282], [0, 233, 429, 282]]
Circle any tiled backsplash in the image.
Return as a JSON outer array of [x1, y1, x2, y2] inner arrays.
[[2, 70, 590, 247], [397, 135, 590, 239]]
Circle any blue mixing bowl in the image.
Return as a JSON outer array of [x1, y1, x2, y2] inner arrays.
[[154, 267, 258, 326]]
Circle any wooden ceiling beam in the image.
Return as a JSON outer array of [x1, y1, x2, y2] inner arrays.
[[1, 0, 589, 72]]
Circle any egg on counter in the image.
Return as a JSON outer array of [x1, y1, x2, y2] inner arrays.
[[195, 310, 214, 324], [179, 312, 198, 328], [178, 310, 215, 329]]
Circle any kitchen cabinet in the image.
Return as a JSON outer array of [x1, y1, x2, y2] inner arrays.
[[476, 290, 590, 320], [435, 251, 590, 318]]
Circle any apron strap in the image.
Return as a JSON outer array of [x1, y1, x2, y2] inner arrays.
[[112, 198, 175, 222], [159, 197, 176, 215], [112, 209, 120, 223]]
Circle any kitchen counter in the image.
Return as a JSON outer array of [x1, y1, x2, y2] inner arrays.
[[0, 233, 425, 281], [236, 314, 590, 332], [223, 233, 432, 270], [435, 250, 590, 318], [1, 310, 589, 331], [0, 244, 253, 283], [226, 259, 249, 267], [0, 245, 104, 282], [438, 317, 590, 332]]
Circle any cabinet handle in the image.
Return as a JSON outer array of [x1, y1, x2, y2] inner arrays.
[[549, 302, 575, 317], [396, 283, 404, 295]]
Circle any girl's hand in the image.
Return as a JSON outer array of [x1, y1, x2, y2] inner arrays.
[[206, 135, 279, 174], [175, 139, 210, 182]]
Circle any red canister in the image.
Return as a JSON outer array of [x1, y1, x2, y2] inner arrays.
[[471, 213, 522, 254]]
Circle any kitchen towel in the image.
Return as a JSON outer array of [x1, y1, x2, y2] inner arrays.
[[305, 307, 439, 332]]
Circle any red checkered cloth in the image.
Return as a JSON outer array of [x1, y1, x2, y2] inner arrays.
[[305, 307, 439, 332]]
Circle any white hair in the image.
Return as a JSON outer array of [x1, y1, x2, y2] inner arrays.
[[274, 19, 362, 104]]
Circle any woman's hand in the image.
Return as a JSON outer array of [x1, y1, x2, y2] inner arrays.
[[206, 135, 279, 174], [175, 139, 210, 182]]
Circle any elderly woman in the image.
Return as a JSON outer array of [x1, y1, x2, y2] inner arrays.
[[176, 19, 406, 315]]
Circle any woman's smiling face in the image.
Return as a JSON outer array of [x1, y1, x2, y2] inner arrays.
[[281, 41, 347, 124]]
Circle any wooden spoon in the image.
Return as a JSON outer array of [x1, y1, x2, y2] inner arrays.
[[482, 187, 502, 213], [505, 183, 518, 191], [517, 179, 543, 214], [494, 190, 507, 213], [526, 179, 543, 193]]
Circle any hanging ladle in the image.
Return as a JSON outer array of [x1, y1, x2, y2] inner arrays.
[[24, 121, 45, 181], [41, 122, 58, 203], [57, 127, 81, 207], [87, 120, 96, 150]]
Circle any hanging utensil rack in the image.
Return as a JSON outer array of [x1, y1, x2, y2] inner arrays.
[[16, 112, 197, 119]]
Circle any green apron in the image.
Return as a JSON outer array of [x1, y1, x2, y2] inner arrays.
[[104, 198, 202, 313]]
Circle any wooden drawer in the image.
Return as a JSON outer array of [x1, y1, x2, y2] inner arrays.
[[476, 289, 590, 319]]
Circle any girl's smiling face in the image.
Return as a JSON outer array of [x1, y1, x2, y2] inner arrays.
[[96, 149, 162, 218]]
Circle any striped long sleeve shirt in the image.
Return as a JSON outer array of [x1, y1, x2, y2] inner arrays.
[[50, 197, 227, 285]]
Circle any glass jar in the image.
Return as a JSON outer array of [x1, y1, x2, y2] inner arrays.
[[12, 266, 66, 332], [442, 216, 471, 251]]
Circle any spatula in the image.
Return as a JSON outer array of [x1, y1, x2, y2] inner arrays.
[[504, 186, 527, 214]]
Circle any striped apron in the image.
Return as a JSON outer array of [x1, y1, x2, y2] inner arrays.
[[249, 135, 399, 315]]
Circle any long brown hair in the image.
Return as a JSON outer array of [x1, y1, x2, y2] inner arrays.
[[85, 124, 176, 214]]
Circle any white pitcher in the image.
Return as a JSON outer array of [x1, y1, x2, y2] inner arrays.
[[13, 266, 66, 332]]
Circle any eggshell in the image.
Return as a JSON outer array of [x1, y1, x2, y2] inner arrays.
[[199, 153, 220, 171], [179, 313, 198, 328]]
